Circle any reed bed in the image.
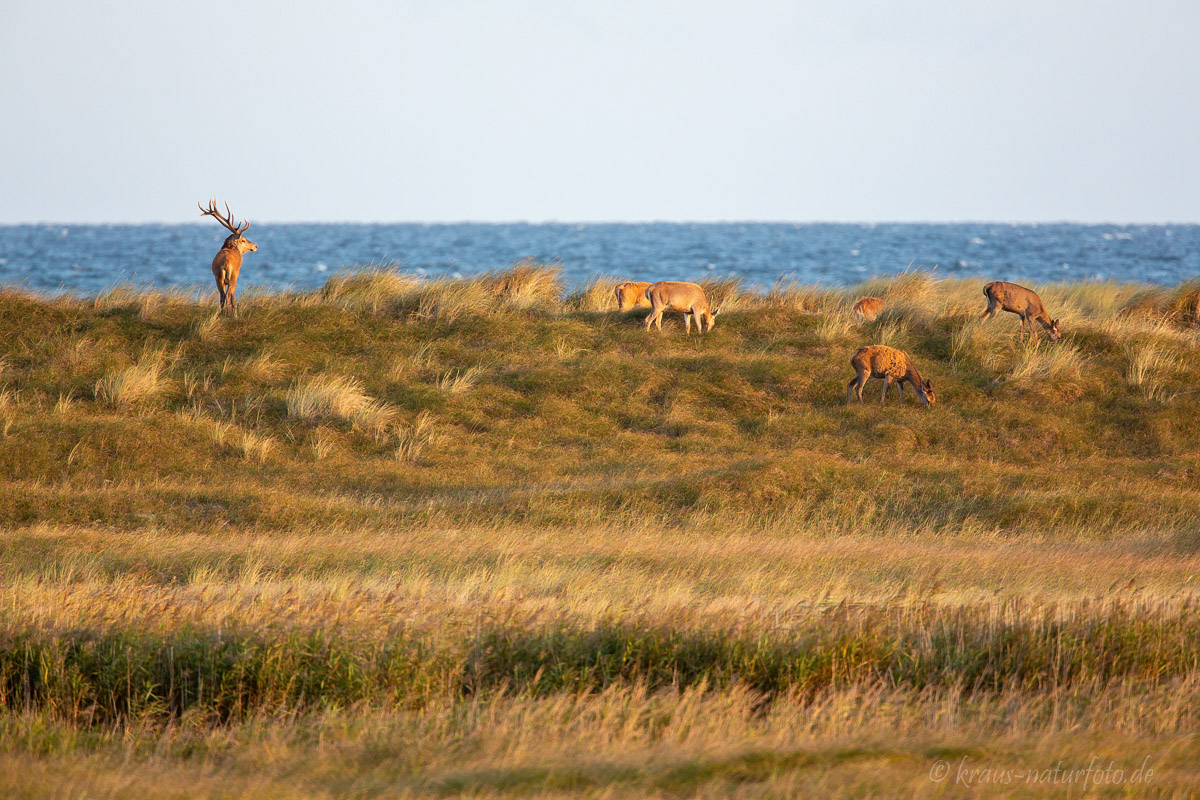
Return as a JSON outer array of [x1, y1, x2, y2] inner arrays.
[[2, 598, 1198, 724]]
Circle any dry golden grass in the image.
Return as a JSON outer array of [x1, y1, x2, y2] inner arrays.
[[1125, 342, 1180, 401], [394, 410, 439, 463], [4, 680, 1195, 799], [487, 260, 563, 310], [3, 523, 1200, 797], [1004, 339, 1086, 395], [564, 275, 621, 312], [435, 365, 485, 394], [2, 267, 1200, 798], [93, 347, 175, 407], [285, 372, 395, 431]]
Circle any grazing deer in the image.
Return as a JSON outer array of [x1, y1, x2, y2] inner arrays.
[[980, 281, 1061, 341], [644, 281, 719, 334], [853, 296, 885, 321], [847, 345, 935, 407], [615, 281, 653, 311], [198, 199, 257, 315]]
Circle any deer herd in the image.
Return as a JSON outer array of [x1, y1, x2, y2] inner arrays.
[[199, 199, 1067, 410]]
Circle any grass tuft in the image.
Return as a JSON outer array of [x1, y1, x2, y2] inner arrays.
[[1124, 342, 1178, 401], [94, 349, 175, 408], [285, 373, 395, 431], [436, 366, 485, 394], [394, 410, 440, 464], [1004, 340, 1085, 397]]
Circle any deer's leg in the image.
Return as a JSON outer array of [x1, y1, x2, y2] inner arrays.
[[980, 300, 998, 322], [227, 271, 239, 318], [898, 381, 905, 404], [644, 307, 659, 331], [214, 270, 228, 310], [880, 375, 891, 405], [848, 372, 864, 404], [685, 312, 692, 335]]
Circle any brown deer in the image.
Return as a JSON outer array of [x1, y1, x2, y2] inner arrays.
[[847, 345, 935, 407], [644, 281, 719, 334], [980, 281, 1061, 341], [853, 296, 885, 321], [198, 199, 257, 315], [615, 281, 653, 311]]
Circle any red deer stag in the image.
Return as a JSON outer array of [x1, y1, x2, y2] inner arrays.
[[644, 281, 719, 334], [980, 281, 1061, 341], [198, 199, 257, 315], [847, 345, 935, 407]]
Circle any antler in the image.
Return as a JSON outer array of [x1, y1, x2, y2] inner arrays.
[[198, 199, 250, 234]]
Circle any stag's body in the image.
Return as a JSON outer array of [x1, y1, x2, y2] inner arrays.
[[980, 281, 1060, 341], [644, 281, 718, 334], [199, 200, 256, 315], [847, 345, 935, 407], [615, 281, 653, 311], [853, 297, 884, 321]]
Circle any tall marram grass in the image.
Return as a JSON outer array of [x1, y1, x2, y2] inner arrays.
[[319, 261, 563, 321], [94, 348, 175, 408], [1125, 342, 1179, 401], [285, 372, 395, 431]]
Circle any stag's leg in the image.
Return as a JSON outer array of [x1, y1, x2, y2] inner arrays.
[[213, 266, 226, 310], [685, 313, 692, 335], [898, 382, 905, 404], [227, 273, 239, 318], [880, 375, 891, 405], [644, 307, 659, 331]]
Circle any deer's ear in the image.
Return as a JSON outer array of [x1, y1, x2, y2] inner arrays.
[[924, 380, 933, 390], [712, 308, 721, 317]]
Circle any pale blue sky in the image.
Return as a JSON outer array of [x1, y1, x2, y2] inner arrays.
[[1, 1, 1197, 223]]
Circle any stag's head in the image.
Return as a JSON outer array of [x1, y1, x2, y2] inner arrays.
[[199, 199, 257, 253]]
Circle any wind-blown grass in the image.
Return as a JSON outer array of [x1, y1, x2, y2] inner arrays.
[[0, 598, 1197, 725], [93, 348, 174, 408], [285, 372, 395, 431]]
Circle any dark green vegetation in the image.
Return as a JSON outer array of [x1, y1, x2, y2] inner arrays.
[[3, 600, 1198, 724]]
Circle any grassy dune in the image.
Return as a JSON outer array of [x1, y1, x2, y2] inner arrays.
[[1, 266, 1199, 797]]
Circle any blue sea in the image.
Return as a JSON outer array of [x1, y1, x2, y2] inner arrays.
[[0, 222, 1196, 296]]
